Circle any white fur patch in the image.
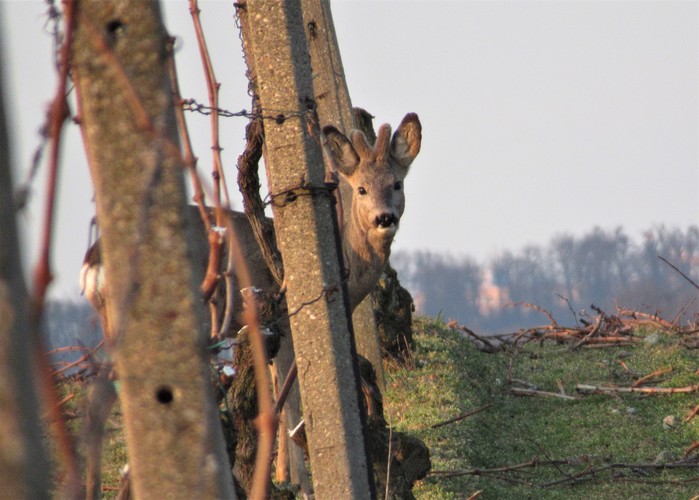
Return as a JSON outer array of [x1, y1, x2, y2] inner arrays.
[[80, 262, 105, 310]]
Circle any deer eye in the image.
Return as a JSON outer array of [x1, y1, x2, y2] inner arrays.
[[394, 181, 402, 191], [357, 186, 367, 195]]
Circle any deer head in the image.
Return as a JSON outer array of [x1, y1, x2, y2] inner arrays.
[[322, 113, 422, 308]]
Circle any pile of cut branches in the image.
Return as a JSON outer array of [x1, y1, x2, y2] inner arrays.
[[450, 304, 698, 352]]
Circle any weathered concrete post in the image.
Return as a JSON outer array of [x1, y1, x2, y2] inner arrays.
[[243, 0, 375, 496], [71, 1, 235, 497], [300, 0, 387, 390]]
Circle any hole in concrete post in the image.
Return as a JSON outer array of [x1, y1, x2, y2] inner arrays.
[[155, 386, 174, 405], [106, 19, 125, 34], [105, 19, 126, 45]]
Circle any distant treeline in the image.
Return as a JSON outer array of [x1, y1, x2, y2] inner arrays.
[[43, 300, 102, 372], [45, 225, 698, 350], [392, 225, 699, 334]]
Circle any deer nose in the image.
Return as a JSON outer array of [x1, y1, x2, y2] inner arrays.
[[375, 213, 398, 228]]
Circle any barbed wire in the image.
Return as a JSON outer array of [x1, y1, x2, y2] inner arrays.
[[263, 180, 338, 208], [44, 0, 63, 71], [284, 284, 342, 321], [181, 97, 311, 124]]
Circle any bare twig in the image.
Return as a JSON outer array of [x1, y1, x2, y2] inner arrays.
[[230, 223, 277, 500], [384, 414, 393, 500], [51, 340, 104, 378], [512, 302, 558, 327], [272, 361, 298, 416], [217, 224, 236, 338], [570, 315, 602, 350], [556, 294, 579, 327], [618, 359, 633, 375], [429, 458, 569, 479], [164, 37, 209, 228], [189, 0, 230, 212], [429, 403, 494, 429], [658, 254, 699, 291]]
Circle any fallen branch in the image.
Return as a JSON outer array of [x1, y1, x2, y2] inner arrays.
[[429, 457, 569, 479], [512, 302, 558, 327], [632, 365, 673, 388], [581, 342, 638, 349], [545, 333, 638, 345], [576, 383, 699, 395], [509, 387, 579, 401], [57, 393, 75, 408], [684, 441, 699, 458], [616, 308, 675, 331], [447, 321, 499, 352], [494, 303, 695, 351], [430, 450, 699, 489], [684, 404, 699, 423], [539, 461, 699, 488], [570, 316, 602, 350]]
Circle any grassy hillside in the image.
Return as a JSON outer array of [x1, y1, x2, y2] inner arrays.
[[386, 317, 699, 499], [54, 315, 699, 498]]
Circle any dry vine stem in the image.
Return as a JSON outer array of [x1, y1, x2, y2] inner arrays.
[[50, 340, 103, 378], [165, 37, 210, 230], [187, 0, 234, 319], [28, 0, 81, 493], [188, 0, 231, 213], [186, 1, 276, 496], [217, 213, 277, 500]]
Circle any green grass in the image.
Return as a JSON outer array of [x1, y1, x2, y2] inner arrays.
[[54, 375, 126, 497], [384, 318, 699, 499], [53, 317, 699, 498]]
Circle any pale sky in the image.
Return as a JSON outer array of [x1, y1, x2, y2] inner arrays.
[[2, 0, 698, 299]]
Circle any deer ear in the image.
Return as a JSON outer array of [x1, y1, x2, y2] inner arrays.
[[323, 125, 360, 176], [390, 113, 422, 170]]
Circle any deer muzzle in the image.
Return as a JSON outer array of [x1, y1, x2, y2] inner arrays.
[[375, 212, 399, 229]]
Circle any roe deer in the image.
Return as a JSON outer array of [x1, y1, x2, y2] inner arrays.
[[80, 113, 421, 336], [79, 112, 421, 494]]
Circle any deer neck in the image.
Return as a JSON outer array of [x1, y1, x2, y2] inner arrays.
[[341, 208, 393, 311]]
